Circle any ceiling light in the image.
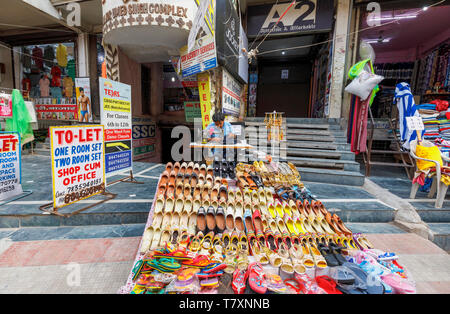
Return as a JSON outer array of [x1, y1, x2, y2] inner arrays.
[[364, 38, 391, 44], [281, 51, 285, 55], [367, 14, 417, 22], [423, 6, 429, 11], [171, 77, 176, 82]]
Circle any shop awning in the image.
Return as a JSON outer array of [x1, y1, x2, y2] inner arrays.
[[0, 0, 83, 46]]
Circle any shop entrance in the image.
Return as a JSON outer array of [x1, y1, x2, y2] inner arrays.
[[256, 59, 312, 117], [251, 33, 332, 118]]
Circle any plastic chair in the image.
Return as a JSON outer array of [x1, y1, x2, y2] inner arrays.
[[409, 140, 450, 208]]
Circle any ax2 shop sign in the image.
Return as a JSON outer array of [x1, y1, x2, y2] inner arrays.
[[51, 126, 106, 209], [247, 0, 333, 36]]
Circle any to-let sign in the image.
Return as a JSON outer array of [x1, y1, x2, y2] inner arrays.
[[0, 132, 23, 201], [51, 125, 106, 209]]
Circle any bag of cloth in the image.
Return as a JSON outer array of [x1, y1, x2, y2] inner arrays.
[[345, 70, 384, 101], [415, 143, 443, 170]]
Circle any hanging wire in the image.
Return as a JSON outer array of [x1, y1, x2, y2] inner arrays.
[[248, 0, 280, 51]]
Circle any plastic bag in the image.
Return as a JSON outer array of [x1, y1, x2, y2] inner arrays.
[[345, 70, 384, 100], [5, 89, 34, 145]]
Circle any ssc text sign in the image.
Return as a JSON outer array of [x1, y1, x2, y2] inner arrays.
[[51, 125, 106, 209]]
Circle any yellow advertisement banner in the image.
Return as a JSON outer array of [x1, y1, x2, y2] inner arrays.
[[103, 98, 131, 113], [198, 72, 212, 130]]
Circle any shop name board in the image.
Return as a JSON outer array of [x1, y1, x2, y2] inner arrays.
[[222, 68, 242, 117], [132, 117, 157, 161], [103, 1, 189, 25], [247, 0, 334, 37]]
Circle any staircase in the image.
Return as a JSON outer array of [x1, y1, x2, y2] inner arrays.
[[244, 117, 364, 186]]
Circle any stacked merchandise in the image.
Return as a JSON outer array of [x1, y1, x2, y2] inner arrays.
[[120, 161, 416, 295], [414, 43, 450, 96], [374, 62, 414, 81], [417, 101, 450, 156]]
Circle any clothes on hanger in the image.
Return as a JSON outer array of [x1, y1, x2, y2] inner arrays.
[[67, 59, 76, 79], [56, 44, 68, 67], [39, 75, 50, 97], [51, 66, 62, 87], [21, 47, 32, 69], [43, 45, 55, 68], [62, 76, 74, 97], [32, 46, 44, 69]]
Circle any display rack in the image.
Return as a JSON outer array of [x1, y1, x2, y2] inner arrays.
[[363, 107, 414, 179]]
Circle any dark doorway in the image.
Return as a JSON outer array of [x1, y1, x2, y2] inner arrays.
[[256, 59, 312, 117]]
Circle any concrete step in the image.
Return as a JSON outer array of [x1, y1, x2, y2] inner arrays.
[[286, 141, 351, 151], [298, 167, 365, 186], [285, 134, 348, 143], [289, 156, 360, 172], [417, 208, 450, 223], [246, 128, 346, 137], [428, 223, 450, 252], [281, 148, 356, 161], [0, 223, 146, 242], [245, 117, 341, 125], [245, 121, 340, 131]]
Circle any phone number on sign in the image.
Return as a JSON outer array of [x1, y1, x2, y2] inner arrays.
[[64, 182, 105, 204], [67, 178, 103, 193]]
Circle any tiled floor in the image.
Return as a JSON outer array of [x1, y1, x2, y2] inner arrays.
[[0, 234, 449, 294]]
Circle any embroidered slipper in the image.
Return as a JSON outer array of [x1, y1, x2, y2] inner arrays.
[[247, 262, 267, 294], [232, 268, 249, 294]]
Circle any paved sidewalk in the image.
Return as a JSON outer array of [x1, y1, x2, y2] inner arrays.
[[0, 233, 449, 294]]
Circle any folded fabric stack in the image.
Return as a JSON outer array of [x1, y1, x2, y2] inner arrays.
[[417, 103, 450, 154]]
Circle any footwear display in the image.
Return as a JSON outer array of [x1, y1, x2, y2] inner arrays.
[[125, 161, 415, 295]]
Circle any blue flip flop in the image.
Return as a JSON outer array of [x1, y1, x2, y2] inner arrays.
[[342, 262, 384, 294]]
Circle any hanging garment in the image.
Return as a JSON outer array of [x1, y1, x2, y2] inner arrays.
[[395, 82, 424, 150], [22, 47, 32, 69], [67, 59, 76, 79], [56, 44, 68, 67], [350, 93, 371, 154], [39, 76, 50, 97], [32, 46, 44, 69], [50, 87, 62, 99], [5, 89, 34, 146], [43, 45, 55, 68], [62, 76, 74, 97], [51, 66, 62, 87]]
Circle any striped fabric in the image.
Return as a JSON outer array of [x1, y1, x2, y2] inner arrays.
[[395, 82, 424, 149]]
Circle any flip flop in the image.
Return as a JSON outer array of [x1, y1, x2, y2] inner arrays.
[[197, 270, 224, 280], [181, 254, 211, 268], [342, 262, 384, 294], [202, 262, 227, 273], [153, 248, 191, 260]]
